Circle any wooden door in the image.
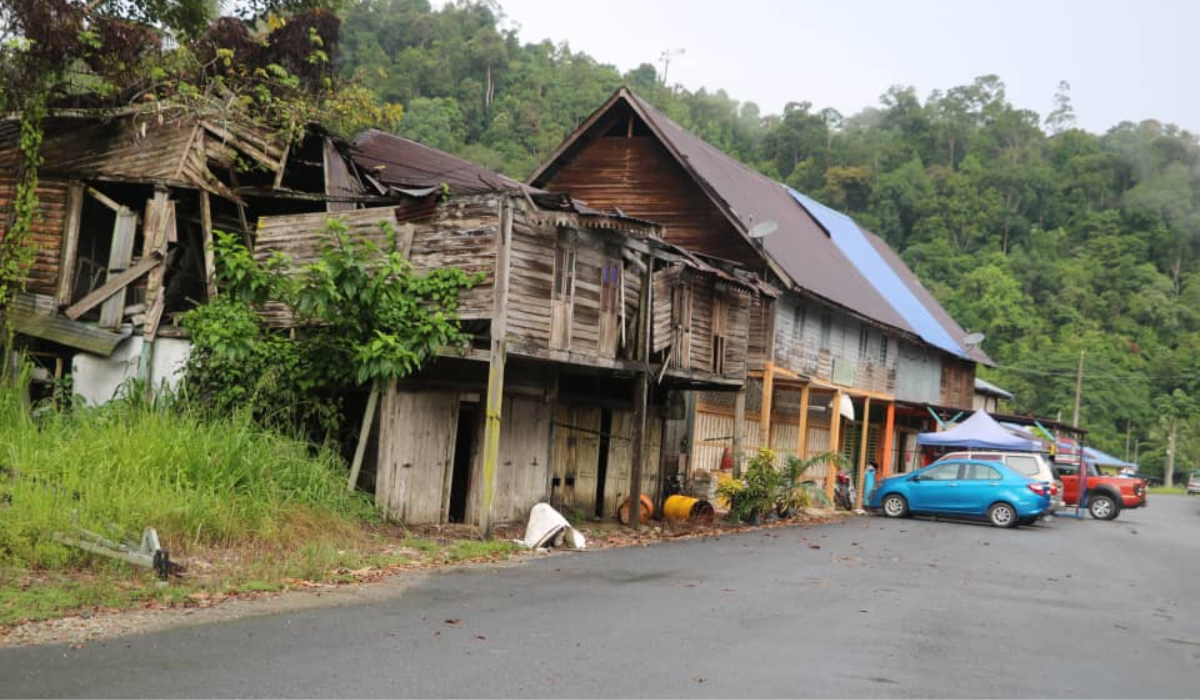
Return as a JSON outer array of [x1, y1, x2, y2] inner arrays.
[[552, 404, 601, 515], [375, 386, 459, 524]]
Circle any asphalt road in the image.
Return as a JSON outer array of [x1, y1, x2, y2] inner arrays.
[[3, 496, 1199, 698]]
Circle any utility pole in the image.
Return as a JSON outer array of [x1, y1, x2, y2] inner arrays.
[[1072, 350, 1085, 428], [1124, 422, 1131, 462], [659, 48, 685, 87], [1166, 421, 1178, 488]]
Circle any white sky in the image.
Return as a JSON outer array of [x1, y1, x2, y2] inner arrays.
[[486, 0, 1199, 135]]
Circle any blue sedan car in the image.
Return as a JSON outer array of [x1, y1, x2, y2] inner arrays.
[[868, 458, 1052, 528]]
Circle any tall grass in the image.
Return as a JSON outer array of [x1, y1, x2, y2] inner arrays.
[[0, 377, 376, 570]]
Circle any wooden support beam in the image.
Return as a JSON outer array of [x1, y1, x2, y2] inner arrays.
[[347, 382, 380, 492], [479, 197, 513, 538], [544, 370, 560, 501], [86, 186, 123, 213], [758, 362, 775, 459], [199, 191, 217, 301], [56, 183, 84, 306], [855, 396, 872, 511], [732, 386, 746, 478], [64, 253, 161, 320], [826, 390, 843, 502], [98, 208, 138, 329], [141, 192, 173, 341], [797, 383, 811, 460], [881, 401, 896, 478], [6, 294, 127, 356], [627, 250, 653, 529]]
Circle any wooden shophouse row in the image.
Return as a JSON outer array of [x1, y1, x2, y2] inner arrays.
[[530, 88, 991, 507], [0, 115, 768, 533]]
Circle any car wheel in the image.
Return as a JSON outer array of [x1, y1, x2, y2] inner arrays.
[[881, 494, 908, 518], [1088, 494, 1120, 520], [988, 502, 1018, 528]]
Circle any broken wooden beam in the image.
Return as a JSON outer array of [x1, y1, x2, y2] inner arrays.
[[63, 253, 162, 320], [6, 293, 128, 356]]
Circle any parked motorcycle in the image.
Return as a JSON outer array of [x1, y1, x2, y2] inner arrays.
[[835, 469, 855, 510]]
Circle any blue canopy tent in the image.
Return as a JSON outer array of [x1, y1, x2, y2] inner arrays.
[[1083, 446, 1138, 472], [917, 411, 1043, 452]]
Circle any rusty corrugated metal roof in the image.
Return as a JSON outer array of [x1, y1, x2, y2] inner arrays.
[[349, 130, 531, 196]]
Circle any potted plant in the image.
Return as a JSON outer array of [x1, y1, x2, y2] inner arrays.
[[717, 448, 781, 524], [775, 451, 844, 518]]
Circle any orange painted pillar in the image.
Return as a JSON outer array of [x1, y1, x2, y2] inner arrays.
[[881, 402, 896, 478]]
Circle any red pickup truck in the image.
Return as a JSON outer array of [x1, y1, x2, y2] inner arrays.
[[1055, 462, 1147, 520]]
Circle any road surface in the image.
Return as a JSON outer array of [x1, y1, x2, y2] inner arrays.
[[3, 496, 1198, 698]]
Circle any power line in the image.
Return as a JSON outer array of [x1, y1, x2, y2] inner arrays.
[[989, 364, 1198, 382]]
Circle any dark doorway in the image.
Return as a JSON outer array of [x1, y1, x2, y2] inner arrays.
[[448, 403, 477, 523], [593, 408, 613, 518]]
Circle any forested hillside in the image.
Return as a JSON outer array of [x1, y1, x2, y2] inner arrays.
[[340, 0, 1200, 476]]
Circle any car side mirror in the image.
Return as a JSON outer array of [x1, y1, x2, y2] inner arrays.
[[910, 474, 922, 482]]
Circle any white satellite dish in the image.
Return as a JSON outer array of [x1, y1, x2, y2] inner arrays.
[[749, 220, 778, 238], [963, 332, 986, 347]]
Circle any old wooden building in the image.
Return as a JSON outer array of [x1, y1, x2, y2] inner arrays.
[[0, 113, 768, 531], [530, 88, 991, 506]]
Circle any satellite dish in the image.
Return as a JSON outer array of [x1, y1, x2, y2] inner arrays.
[[749, 220, 778, 238], [963, 332, 986, 347]]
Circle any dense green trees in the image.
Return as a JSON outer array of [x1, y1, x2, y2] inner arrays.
[[334, 0, 1200, 479]]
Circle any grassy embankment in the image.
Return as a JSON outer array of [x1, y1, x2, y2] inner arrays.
[[0, 379, 514, 628]]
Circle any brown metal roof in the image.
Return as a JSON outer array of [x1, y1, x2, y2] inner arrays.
[[530, 88, 914, 334], [860, 228, 994, 366], [349, 129, 532, 196]]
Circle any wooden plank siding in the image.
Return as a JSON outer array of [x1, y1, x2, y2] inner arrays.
[[772, 294, 898, 396], [468, 393, 553, 526], [539, 132, 760, 268], [253, 198, 498, 326], [0, 177, 72, 298], [939, 357, 976, 410]]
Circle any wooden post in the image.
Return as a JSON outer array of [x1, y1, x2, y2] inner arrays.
[[99, 208, 139, 329], [758, 363, 775, 458], [826, 390, 842, 502], [199, 191, 217, 300], [346, 382, 380, 491], [544, 370, 560, 500], [881, 401, 896, 478], [479, 197, 513, 538], [627, 251, 653, 529], [855, 396, 872, 510], [56, 183, 84, 306], [797, 383, 811, 460], [732, 387, 746, 477]]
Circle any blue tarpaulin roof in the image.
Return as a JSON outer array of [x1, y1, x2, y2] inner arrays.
[[783, 187, 970, 359], [918, 411, 1042, 451], [1083, 446, 1137, 470]]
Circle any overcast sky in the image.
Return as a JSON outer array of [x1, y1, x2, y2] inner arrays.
[[486, 0, 1198, 135]]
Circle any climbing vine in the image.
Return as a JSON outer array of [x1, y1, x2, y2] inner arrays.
[[0, 86, 48, 304], [182, 221, 482, 438]]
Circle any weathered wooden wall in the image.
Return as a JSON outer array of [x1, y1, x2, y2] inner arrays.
[[539, 124, 760, 268], [939, 357, 975, 410], [773, 295, 898, 396], [254, 198, 498, 325], [508, 208, 643, 362], [651, 266, 753, 379], [375, 385, 460, 524], [895, 340, 943, 405], [552, 403, 663, 519], [0, 177, 71, 298], [467, 393, 553, 525]]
